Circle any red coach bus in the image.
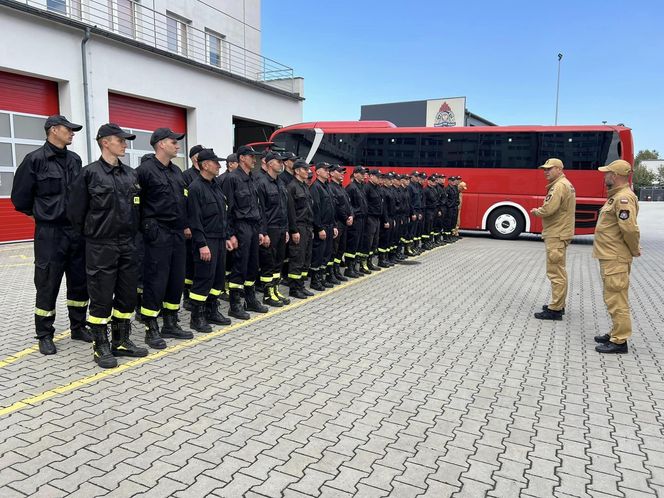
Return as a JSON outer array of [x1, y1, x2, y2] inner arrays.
[[268, 121, 633, 239]]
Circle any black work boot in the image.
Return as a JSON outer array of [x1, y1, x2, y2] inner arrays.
[[542, 305, 566, 315], [367, 256, 380, 271], [228, 289, 250, 320], [326, 267, 340, 286], [144, 318, 167, 349], [289, 280, 309, 299], [71, 326, 93, 343], [263, 284, 283, 307], [344, 260, 358, 278], [191, 303, 213, 333], [322, 268, 334, 288], [595, 341, 628, 354], [533, 308, 563, 321], [310, 270, 325, 291], [245, 286, 269, 313], [335, 263, 348, 282], [301, 275, 315, 296], [205, 298, 231, 325], [274, 279, 291, 305], [161, 311, 193, 339], [111, 319, 148, 357], [594, 333, 611, 343], [360, 258, 372, 275], [38, 335, 57, 355], [91, 324, 118, 369], [378, 254, 390, 268]]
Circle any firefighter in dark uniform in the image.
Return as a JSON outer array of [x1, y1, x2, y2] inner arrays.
[[222, 145, 269, 319], [434, 174, 447, 245], [67, 124, 148, 368], [256, 151, 292, 307], [182, 144, 204, 311], [423, 174, 439, 250], [377, 173, 394, 267], [344, 166, 368, 278], [396, 175, 410, 260], [137, 128, 193, 349], [328, 164, 353, 283], [186, 148, 233, 333], [217, 152, 239, 302], [309, 162, 337, 290], [278, 151, 299, 283], [362, 169, 383, 272], [406, 172, 423, 255], [286, 160, 315, 299], [279, 151, 299, 186], [11, 114, 90, 355], [442, 176, 457, 242]]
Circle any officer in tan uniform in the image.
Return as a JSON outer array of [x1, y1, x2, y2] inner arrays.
[[454, 180, 467, 238], [531, 158, 576, 320], [592, 159, 640, 354]]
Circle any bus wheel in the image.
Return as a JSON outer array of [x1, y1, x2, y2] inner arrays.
[[487, 207, 525, 240]]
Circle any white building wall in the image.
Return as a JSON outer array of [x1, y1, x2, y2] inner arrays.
[[0, 6, 301, 162]]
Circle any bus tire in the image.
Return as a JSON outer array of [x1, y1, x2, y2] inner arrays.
[[487, 207, 525, 240]]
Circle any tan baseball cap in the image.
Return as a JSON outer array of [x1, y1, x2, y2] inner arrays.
[[539, 158, 564, 169], [598, 159, 632, 176]]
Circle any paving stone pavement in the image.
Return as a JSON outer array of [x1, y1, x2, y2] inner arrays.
[[0, 203, 663, 498]]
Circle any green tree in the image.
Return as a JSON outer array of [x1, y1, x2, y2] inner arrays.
[[632, 149, 659, 189], [634, 149, 659, 168], [632, 164, 655, 189], [658, 165, 664, 185]]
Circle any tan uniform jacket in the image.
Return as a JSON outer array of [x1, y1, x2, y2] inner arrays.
[[533, 174, 576, 240], [592, 184, 640, 262]]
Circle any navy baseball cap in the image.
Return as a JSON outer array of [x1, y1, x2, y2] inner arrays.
[[189, 144, 205, 158], [237, 145, 262, 156], [95, 123, 135, 140], [292, 159, 310, 170], [45, 115, 82, 131], [150, 128, 185, 146], [197, 148, 225, 162], [265, 151, 287, 162]]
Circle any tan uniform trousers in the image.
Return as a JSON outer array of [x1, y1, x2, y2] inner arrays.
[[545, 238, 570, 311], [599, 260, 632, 344]]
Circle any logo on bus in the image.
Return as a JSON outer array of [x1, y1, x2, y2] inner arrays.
[[434, 102, 456, 127]]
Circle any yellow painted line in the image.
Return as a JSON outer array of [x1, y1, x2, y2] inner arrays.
[[0, 244, 450, 417], [0, 263, 33, 269], [0, 330, 71, 369]]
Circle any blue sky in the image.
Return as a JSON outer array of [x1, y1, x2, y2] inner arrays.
[[262, 0, 663, 156]]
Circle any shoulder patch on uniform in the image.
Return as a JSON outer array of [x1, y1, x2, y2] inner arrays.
[[620, 198, 629, 204], [607, 198, 614, 205], [619, 210, 630, 220], [545, 194, 552, 201]]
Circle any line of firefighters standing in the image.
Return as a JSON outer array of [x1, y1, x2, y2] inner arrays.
[[10, 116, 467, 369]]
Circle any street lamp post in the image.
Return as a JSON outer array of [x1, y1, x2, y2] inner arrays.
[[555, 53, 563, 125]]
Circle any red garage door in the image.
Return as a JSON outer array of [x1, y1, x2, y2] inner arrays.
[[108, 93, 187, 170], [1, 70, 60, 243]]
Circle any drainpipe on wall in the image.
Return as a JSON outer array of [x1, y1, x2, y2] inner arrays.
[[81, 27, 92, 163]]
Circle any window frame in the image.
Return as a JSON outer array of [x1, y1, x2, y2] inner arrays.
[[166, 12, 190, 56], [0, 111, 49, 198]]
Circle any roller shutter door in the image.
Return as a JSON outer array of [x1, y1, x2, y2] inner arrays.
[[1, 70, 59, 243]]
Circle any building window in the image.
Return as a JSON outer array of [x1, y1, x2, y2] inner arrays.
[[0, 112, 47, 197], [47, 0, 67, 14], [167, 14, 189, 56], [114, 0, 136, 38], [119, 128, 186, 170], [206, 29, 226, 68]]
